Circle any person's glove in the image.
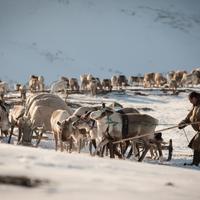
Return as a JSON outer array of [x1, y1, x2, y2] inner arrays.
[[178, 121, 187, 129]]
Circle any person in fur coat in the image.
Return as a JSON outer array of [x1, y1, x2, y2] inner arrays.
[[178, 91, 200, 166]]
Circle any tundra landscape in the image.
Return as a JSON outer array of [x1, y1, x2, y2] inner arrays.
[[0, 0, 200, 199]]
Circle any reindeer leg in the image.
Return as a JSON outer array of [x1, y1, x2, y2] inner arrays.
[[105, 145, 109, 156], [66, 137, 73, 153], [77, 137, 82, 153], [93, 138, 109, 156], [114, 144, 123, 159], [60, 140, 64, 152], [138, 147, 149, 162], [89, 139, 96, 155], [36, 130, 43, 147], [121, 141, 130, 156], [2, 130, 8, 138], [17, 128, 22, 144], [126, 147, 133, 159], [8, 125, 14, 144], [89, 140, 93, 155], [97, 145, 104, 157], [155, 141, 163, 162], [167, 139, 173, 161], [108, 142, 115, 158], [135, 141, 142, 158], [138, 140, 150, 162], [91, 139, 96, 149], [127, 141, 138, 159], [54, 134, 58, 151]]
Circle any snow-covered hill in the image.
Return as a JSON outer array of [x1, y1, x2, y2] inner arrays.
[[0, 0, 200, 84]]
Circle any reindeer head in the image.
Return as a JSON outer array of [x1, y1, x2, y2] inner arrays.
[[57, 118, 73, 140]]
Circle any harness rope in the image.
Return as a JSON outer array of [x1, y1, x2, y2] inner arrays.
[[112, 121, 200, 144], [182, 128, 189, 143]]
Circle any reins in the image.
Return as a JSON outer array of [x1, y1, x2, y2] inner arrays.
[[113, 121, 200, 144]]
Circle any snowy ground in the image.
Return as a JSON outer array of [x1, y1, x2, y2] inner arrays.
[[1, 88, 200, 200]]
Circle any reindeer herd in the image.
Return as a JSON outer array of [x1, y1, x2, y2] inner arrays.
[[1, 68, 199, 99], [1, 68, 199, 162], [30, 68, 200, 95]]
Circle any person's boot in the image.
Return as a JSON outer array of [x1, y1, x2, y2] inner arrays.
[[192, 150, 199, 166], [197, 152, 200, 166], [193, 151, 200, 166], [184, 150, 198, 166]]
